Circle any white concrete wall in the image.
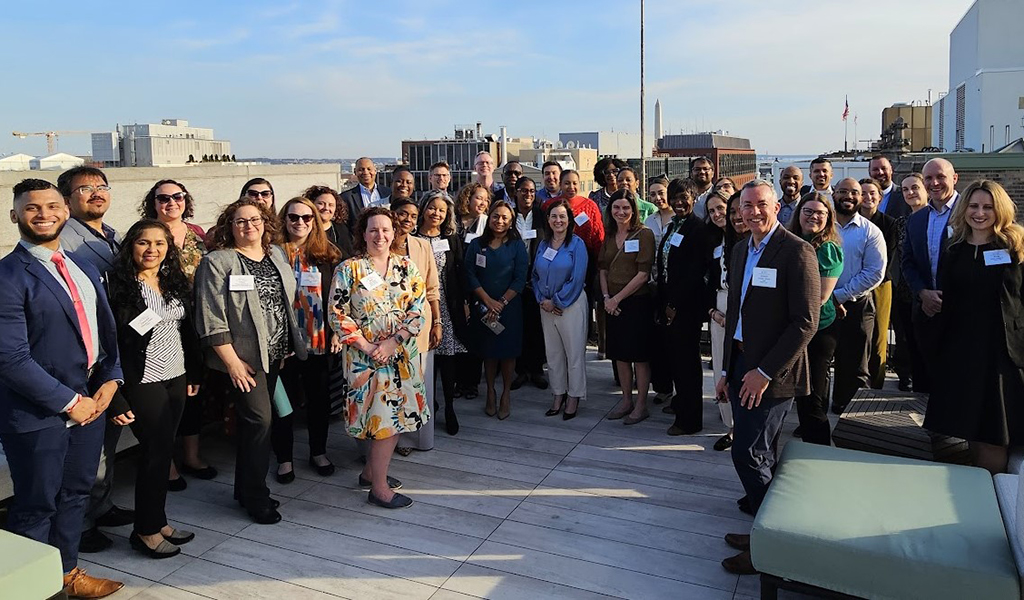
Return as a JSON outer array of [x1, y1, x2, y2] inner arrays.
[[0, 163, 343, 255]]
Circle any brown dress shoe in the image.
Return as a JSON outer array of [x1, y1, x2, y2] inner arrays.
[[63, 567, 124, 599], [721, 550, 758, 575], [724, 533, 750, 551]]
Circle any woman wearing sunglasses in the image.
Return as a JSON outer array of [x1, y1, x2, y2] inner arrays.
[[140, 180, 217, 491], [241, 178, 276, 212]]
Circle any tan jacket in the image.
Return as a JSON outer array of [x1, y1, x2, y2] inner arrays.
[[406, 236, 440, 354]]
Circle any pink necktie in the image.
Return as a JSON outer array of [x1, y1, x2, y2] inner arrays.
[[51, 252, 96, 367]]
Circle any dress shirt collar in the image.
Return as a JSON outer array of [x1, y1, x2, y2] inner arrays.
[[748, 221, 781, 255]]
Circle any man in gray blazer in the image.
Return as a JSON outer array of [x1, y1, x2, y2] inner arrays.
[[57, 166, 133, 554], [716, 180, 820, 575]]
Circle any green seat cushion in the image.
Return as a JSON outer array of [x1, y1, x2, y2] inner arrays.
[[0, 530, 64, 599], [752, 441, 1019, 600]]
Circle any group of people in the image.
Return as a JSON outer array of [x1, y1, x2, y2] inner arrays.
[[1, 149, 1021, 596]]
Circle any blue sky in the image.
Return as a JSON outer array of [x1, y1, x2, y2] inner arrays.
[[1, 0, 973, 159]]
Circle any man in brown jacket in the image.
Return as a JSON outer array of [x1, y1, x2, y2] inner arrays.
[[716, 180, 820, 575]]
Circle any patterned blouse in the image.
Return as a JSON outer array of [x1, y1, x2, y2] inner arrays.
[[286, 245, 327, 355], [179, 225, 206, 283], [139, 282, 187, 384], [238, 253, 290, 363]]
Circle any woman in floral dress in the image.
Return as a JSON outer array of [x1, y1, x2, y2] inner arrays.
[[330, 207, 428, 509]]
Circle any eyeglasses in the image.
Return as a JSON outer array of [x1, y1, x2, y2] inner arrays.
[[75, 185, 111, 195], [232, 216, 264, 228], [801, 208, 829, 219], [245, 189, 273, 200], [835, 189, 861, 196], [286, 213, 314, 224], [518, 189, 536, 195], [155, 192, 186, 204]]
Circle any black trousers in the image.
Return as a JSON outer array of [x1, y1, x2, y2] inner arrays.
[[125, 375, 187, 535], [515, 290, 546, 375], [273, 355, 330, 463], [831, 296, 874, 411], [651, 316, 673, 395], [670, 318, 705, 431], [890, 296, 914, 384], [435, 354, 458, 405], [911, 308, 940, 394], [215, 365, 278, 513], [796, 322, 838, 445]]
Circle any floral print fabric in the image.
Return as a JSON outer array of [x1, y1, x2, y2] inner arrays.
[[286, 245, 327, 355], [329, 254, 429, 440]]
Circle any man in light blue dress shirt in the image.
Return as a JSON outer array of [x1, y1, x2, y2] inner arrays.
[[829, 179, 887, 414]]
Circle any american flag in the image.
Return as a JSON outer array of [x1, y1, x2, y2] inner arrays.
[[842, 96, 850, 121]]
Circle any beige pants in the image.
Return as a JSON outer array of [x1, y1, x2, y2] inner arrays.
[[541, 293, 589, 398], [709, 288, 734, 429]]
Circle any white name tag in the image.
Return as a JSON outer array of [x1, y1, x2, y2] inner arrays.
[[713, 245, 724, 259], [129, 308, 162, 335], [229, 275, 255, 291], [475, 253, 487, 268], [751, 267, 777, 288], [946, 225, 954, 238], [361, 271, 385, 291], [574, 213, 589, 226], [669, 233, 684, 247], [984, 249, 1012, 266], [522, 229, 537, 240], [300, 271, 320, 287], [431, 238, 450, 253], [624, 239, 640, 253], [465, 232, 480, 244], [543, 247, 559, 261]]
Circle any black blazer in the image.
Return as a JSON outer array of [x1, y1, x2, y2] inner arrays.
[[882, 185, 910, 219], [419, 232, 469, 343], [662, 214, 712, 322], [340, 185, 390, 231], [324, 222, 355, 258], [518, 204, 546, 286], [108, 286, 204, 415], [722, 225, 820, 399], [868, 210, 899, 282]]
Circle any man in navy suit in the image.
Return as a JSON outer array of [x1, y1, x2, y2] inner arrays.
[[339, 157, 390, 230], [0, 179, 123, 598], [900, 158, 960, 393], [869, 155, 910, 219]]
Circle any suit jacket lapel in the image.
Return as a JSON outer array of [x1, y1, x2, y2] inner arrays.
[[23, 254, 84, 341]]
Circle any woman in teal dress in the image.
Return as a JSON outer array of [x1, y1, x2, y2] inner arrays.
[[787, 193, 843, 446], [464, 202, 529, 419]]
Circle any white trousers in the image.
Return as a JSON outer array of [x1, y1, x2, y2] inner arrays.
[[709, 288, 734, 429], [540, 293, 589, 398], [398, 351, 435, 450]]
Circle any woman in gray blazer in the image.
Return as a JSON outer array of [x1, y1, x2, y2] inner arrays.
[[194, 198, 307, 524]]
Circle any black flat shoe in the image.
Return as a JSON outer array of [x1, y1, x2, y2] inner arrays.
[[237, 497, 280, 510], [308, 457, 335, 477], [130, 532, 181, 559], [79, 527, 112, 554], [179, 464, 218, 480], [713, 433, 733, 451], [510, 373, 529, 390], [359, 474, 403, 490], [168, 477, 187, 492], [276, 468, 295, 484], [162, 528, 195, 545], [95, 505, 135, 527], [367, 491, 413, 509], [530, 373, 549, 390], [249, 507, 282, 524]]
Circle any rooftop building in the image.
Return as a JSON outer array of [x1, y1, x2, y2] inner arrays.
[[656, 132, 757, 185], [92, 119, 233, 167], [0, 153, 34, 171]]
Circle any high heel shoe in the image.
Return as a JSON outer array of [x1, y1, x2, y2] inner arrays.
[[545, 394, 566, 417], [485, 389, 497, 417], [562, 396, 579, 421]]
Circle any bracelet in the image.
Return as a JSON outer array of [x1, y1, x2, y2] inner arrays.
[[603, 294, 611, 300], [501, 297, 509, 306]]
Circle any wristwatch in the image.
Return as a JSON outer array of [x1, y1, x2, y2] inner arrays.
[[394, 332, 407, 344]]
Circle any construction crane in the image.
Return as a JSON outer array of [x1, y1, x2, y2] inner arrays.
[[11, 130, 91, 154]]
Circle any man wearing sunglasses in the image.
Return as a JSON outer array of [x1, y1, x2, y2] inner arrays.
[[498, 161, 523, 207], [56, 166, 135, 555]]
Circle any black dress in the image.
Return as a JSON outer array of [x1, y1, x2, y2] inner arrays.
[[926, 242, 1024, 446]]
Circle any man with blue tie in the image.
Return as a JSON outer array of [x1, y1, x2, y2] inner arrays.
[[900, 158, 960, 393], [0, 179, 124, 598]]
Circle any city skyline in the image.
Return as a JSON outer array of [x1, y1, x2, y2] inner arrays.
[[2, 0, 973, 160]]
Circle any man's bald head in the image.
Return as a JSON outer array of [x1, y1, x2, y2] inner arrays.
[[922, 158, 958, 205]]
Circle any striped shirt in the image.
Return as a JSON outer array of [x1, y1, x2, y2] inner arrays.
[[139, 282, 187, 384]]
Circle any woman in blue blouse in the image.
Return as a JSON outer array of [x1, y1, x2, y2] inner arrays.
[[533, 198, 589, 419], [465, 202, 529, 419]]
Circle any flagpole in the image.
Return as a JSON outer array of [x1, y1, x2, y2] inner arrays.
[[640, 0, 646, 187], [844, 94, 849, 153]]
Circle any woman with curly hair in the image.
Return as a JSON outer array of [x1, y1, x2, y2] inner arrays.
[[271, 197, 345, 483], [194, 199, 307, 523], [329, 207, 428, 509], [106, 220, 204, 557], [302, 184, 354, 256], [455, 182, 490, 240]]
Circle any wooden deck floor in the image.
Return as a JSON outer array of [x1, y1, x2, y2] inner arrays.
[[85, 350, 824, 600]]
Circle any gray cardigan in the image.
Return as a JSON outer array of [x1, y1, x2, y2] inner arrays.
[[194, 246, 308, 373]]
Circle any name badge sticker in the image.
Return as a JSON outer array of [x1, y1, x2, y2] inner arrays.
[[543, 247, 559, 261], [713, 245, 724, 259], [361, 271, 385, 291], [624, 239, 640, 253], [669, 233, 684, 247], [465, 232, 480, 244], [946, 225, 954, 238], [984, 249, 1012, 266], [431, 238, 450, 253], [300, 271, 320, 287], [522, 229, 537, 240], [751, 267, 778, 288], [574, 213, 589, 226], [129, 308, 162, 335], [475, 253, 487, 268], [229, 275, 255, 291]]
